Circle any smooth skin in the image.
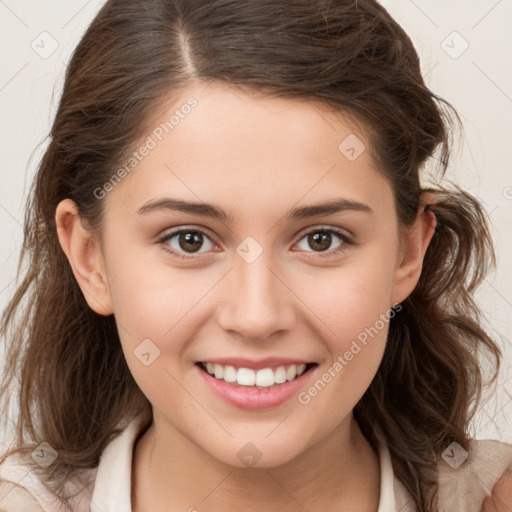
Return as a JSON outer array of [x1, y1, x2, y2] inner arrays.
[[482, 470, 512, 512], [56, 82, 437, 512]]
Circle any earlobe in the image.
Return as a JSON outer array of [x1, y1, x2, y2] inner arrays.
[[391, 205, 437, 305], [55, 198, 114, 316]]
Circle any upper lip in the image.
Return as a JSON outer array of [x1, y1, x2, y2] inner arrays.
[[197, 357, 316, 371]]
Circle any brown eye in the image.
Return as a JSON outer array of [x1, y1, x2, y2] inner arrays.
[[307, 231, 335, 252], [158, 228, 215, 258], [176, 231, 204, 253], [295, 227, 350, 257]]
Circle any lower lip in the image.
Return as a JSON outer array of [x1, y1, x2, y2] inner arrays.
[[195, 364, 316, 409]]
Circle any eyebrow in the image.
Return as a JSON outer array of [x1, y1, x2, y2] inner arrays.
[[137, 197, 373, 221]]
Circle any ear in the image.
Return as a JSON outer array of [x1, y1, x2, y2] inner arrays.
[[55, 198, 114, 316], [391, 195, 437, 305]]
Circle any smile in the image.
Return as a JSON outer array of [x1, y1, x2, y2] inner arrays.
[[198, 362, 316, 388]]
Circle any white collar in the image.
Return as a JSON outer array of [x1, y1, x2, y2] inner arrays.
[[90, 415, 402, 512]]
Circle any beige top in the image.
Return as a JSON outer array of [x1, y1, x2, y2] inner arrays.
[[0, 414, 511, 511]]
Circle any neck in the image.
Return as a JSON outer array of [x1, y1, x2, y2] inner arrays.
[[132, 412, 381, 512]]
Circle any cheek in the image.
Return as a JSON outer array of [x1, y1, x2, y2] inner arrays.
[[107, 257, 215, 347], [101, 230, 213, 368], [295, 279, 393, 438], [292, 243, 397, 408], [293, 242, 398, 345], [106, 254, 215, 413]]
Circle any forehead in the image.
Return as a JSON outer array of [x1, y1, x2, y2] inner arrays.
[[104, 82, 394, 222]]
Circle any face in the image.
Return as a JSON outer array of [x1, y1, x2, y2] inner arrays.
[[59, 81, 430, 468]]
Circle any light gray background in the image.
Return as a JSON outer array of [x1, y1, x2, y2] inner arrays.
[[1, 0, 511, 444]]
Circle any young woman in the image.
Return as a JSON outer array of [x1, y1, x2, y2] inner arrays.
[[1, 1, 511, 511]]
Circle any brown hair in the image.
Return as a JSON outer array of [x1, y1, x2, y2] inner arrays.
[[0, 1, 501, 510]]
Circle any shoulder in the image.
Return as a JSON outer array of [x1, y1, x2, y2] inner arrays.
[[0, 453, 55, 511], [436, 438, 512, 512], [0, 415, 144, 512], [0, 455, 97, 512], [0, 480, 44, 511]]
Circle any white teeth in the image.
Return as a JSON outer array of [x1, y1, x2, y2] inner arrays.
[[274, 367, 287, 384], [213, 364, 224, 379], [237, 368, 255, 386], [201, 362, 310, 387], [223, 365, 237, 383], [255, 368, 274, 387], [286, 366, 297, 381]]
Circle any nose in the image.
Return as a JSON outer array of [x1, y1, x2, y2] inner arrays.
[[216, 245, 296, 343]]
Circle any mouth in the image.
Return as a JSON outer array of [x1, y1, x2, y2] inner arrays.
[[195, 361, 318, 389]]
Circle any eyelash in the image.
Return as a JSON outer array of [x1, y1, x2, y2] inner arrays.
[[156, 225, 354, 261]]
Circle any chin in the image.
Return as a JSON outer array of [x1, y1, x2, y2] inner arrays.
[[206, 439, 305, 470]]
